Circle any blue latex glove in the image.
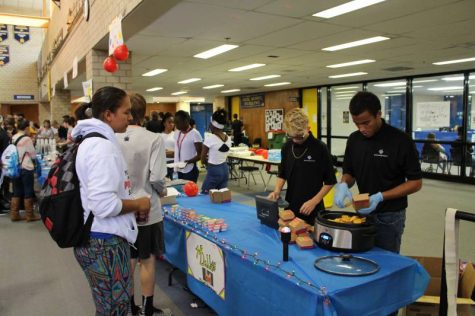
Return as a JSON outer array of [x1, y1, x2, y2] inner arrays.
[[334, 183, 353, 208], [357, 192, 384, 215]]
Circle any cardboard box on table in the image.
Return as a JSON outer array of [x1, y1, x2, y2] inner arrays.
[[404, 256, 475, 316], [209, 188, 232, 203], [160, 187, 180, 206]]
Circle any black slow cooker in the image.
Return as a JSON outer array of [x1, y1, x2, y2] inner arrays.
[[314, 211, 376, 252]]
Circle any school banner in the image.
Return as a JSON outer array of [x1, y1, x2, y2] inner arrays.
[[13, 25, 30, 44], [186, 231, 225, 299], [0, 24, 8, 42], [0, 45, 9, 65]]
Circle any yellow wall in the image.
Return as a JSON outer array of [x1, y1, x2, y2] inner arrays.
[[302, 88, 318, 137], [231, 96, 240, 118]]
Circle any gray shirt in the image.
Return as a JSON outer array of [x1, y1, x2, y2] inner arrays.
[[116, 126, 167, 225]]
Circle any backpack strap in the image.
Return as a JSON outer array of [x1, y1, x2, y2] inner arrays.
[[13, 135, 28, 166], [77, 132, 107, 143]]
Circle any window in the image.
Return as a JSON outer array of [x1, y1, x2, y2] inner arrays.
[[367, 80, 407, 131]]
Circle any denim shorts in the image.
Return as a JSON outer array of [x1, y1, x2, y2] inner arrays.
[[368, 210, 406, 253], [201, 163, 229, 193]]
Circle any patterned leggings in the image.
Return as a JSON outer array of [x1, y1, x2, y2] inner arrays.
[[74, 236, 132, 316]]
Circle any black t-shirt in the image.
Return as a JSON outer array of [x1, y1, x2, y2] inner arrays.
[[146, 119, 162, 133], [278, 133, 337, 224], [58, 126, 68, 139], [231, 119, 243, 136], [343, 120, 422, 213]]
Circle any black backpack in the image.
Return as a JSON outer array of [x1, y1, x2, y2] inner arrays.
[[39, 132, 106, 248]]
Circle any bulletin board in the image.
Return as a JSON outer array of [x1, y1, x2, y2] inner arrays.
[[265, 109, 284, 131], [416, 102, 450, 128]]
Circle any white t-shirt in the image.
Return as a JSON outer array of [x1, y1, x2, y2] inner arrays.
[[161, 131, 175, 163], [174, 128, 203, 173], [204, 133, 232, 165]]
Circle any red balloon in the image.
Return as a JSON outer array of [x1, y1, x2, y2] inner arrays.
[[183, 181, 199, 197], [103, 56, 118, 73], [113, 44, 129, 61]]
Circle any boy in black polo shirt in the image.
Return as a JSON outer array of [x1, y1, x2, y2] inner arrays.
[[334, 91, 422, 254]]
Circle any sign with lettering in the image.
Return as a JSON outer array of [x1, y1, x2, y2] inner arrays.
[[0, 45, 9, 65], [14, 95, 34, 100], [416, 102, 450, 128], [13, 25, 29, 44], [108, 15, 123, 55], [186, 231, 225, 299], [0, 24, 8, 42], [241, 93, 265, 108]]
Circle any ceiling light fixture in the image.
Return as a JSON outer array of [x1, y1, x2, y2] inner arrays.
[[221, 89, 241, 93], [178, 78, 201, 84], [203, 84, 224, 89], [142, 69, 168, 77], [326, 59, 376, 68], [228, 63, 265, 72], [264, 82, 291, 87], [428, 87, 463, 91], [334, 86, 360, 90], [171, 91, 188, 95], [329, 72, 367, 79], [373, 81, 406, 87], [323, 36, 389, 51], [413, 79, 438, 83], [433, 57, 475, 65], [334, 91, 357, 95], [0, 13, 49, 28], [250, 75, 281, 81], [194, 44, 239, 59], [313, 0, 386, 19], [441, 76, 465, 81], [146, 87, 163, 92]]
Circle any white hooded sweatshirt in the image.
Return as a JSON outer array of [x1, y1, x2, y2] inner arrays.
[[72, 118, 138, 243]]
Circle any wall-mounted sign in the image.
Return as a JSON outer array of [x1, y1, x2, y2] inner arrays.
[[14, 95, 34, 100], [0, 24, 8, 42], [82, 79, 93, 101], [13, 25, 30, 44], [108, 15, 123, 55], [241, 93, 265, 108], [265, 109, 284, 131], [0, 45, 9, 65], [186, 231, 225, 299]]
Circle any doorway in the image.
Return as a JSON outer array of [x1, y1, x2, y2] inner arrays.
[[190, 103, 213, 137], [1, 103, 39, 123]]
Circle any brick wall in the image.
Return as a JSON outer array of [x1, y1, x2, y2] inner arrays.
[[86, 49, 133, 91], [50, 90, 71, 122]]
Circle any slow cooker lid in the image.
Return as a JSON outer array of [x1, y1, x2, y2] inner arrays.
[[314, 254, 380, 276]]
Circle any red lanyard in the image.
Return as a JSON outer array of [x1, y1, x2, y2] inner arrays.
[[177, 127, 192, 161]]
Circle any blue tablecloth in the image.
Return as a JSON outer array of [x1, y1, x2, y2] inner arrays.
[[164, 195, 429, 316]]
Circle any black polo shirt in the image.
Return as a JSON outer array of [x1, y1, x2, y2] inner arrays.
[[343, 120, 422, 213], [278, 132, 337, 224]]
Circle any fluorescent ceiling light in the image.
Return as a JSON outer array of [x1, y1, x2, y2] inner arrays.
[[373, 81, 406, 87], [428, 87, 463, 91], [388, 90, 406, 93], [146, 87, 163, 92], [194, 44, 239, 59], [203, 84, 224, 89], [0, 13, 49, 28], [433, 57, 475, 65], [250, 75, 281, 81], [335, 97, 353, 100], [171, 91, 188, 95], [313, 0, 386, 18], [412, 86, 424, 88], [442, 76, 464, 81], [326, 59, 375, 68], [334, 86, 360, 90], [221, 89, 241, 93], [329, 72, 367, 79], [335, 91, 357, 95], [229, 63, 265, 72], [264, 82, 291, 87], [382, 94, 402, 97], [142, 69, 168, 77], [413, 79, 438, 83], [178, 78, 201, 84], [322, 36, 389, 51]]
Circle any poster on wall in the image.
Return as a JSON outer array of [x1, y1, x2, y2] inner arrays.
[[343, 111, 349, 124], [0, 24, 7, 42], [13, 25, 30, 44], [0, 45, 9, 65], [63, 72, 68, 89], [72, 56, 78, 79], [108, 15, 123, 55], [416, 102, 450, 128], [186, 231, 225, 299], [241, 93, 264, 108], [82, 79, 93, 101], [265, 109, 284, 131]]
